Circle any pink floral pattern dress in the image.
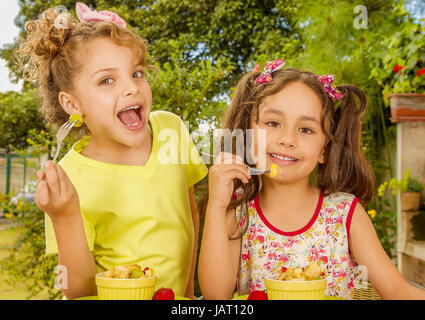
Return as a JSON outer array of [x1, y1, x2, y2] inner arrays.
[[236, 191, 359, 300]]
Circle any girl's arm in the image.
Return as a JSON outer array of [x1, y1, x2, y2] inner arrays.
[[198, 205, 242, 299], [349, 203, 425, 300], [198, 152, 251, 300], [185, 186, 199, 299], [36, 161, 97, 300]]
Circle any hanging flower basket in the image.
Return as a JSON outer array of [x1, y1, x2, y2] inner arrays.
[[389, 93, 425, 123]]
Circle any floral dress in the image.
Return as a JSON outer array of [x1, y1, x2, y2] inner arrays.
[[236, 191, 359, 300]]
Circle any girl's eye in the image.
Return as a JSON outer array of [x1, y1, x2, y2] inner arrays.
[[100, 78, 113, 86], [266, 121, 280, 128], [134, 71, 144, 78], [300, 128, 314, 134]]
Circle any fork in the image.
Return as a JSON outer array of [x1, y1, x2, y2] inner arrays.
[[51, 120, 78, 163], [201, 152, 271, 175]]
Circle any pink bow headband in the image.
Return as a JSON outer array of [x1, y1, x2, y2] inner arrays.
[[255, 59, 344, 101], [76, 2, 126, 28]]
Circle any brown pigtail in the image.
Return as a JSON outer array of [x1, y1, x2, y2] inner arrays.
[[318, 84, 375, 205]]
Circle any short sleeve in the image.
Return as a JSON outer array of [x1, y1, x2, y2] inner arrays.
[[44, 212, 96, 255], [179, 119, 208, 187]]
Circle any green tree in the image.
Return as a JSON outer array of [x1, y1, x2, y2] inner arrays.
[[0, 89, 44, 152]]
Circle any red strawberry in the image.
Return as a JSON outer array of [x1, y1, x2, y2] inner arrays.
[[280, 267, 287, 273], [247, 290, 268, 300], [153, 288, 175, 300]]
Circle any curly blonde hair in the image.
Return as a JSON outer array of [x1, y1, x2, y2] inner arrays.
[[16, 7, 153, 136]]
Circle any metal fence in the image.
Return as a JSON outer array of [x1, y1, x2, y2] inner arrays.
[[0, 154, 39, 195]]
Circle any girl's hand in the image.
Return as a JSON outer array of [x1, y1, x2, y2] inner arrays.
[[208, 152, 251, 210], [35, 161, 80, 222]]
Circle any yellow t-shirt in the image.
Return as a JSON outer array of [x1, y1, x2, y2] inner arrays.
[[45, 111, 208, 296]]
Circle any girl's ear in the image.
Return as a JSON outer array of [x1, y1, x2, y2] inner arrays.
[[58, 91, 83, 116]]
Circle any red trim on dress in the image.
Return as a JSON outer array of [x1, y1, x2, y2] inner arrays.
[[254, 192, 324, 236], [346, 197, 359, 241]]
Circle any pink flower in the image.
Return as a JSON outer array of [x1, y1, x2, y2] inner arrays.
[[76, 2, 127, 28], [348, 278, 354, 290], [269, 241, 280, 248], [335, 217, 343, 225], [264, 262, 272, 271], [242, 250, 251, 261], [248, 227, 257, 240], [267, 252, 277, 260], [256, 235, 265, 244], [320, 256, 328, 263]]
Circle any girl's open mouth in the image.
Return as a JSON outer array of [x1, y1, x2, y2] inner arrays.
[[117, 105, 145, 131], [267, 153, 299, 166]]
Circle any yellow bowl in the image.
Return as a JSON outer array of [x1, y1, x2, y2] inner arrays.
[[265, 278, 327, 300], [95, 273, 157, 300]]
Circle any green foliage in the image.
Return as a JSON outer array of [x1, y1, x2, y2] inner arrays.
[[148, 42, 235, 130], [370, 3, 425, 102], [0, 89, 44, 153], [408, 178, 424, 193], [378, 169, 424, 196], [0, 194, 62, 300]]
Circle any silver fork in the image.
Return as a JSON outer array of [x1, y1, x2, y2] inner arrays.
[[201, 152, 271, 175], [51, 120, 78, 163]]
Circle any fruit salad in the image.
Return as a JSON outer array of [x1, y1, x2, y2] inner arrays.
[[278, 261, 325, 281], [103, 264, 155, 279]]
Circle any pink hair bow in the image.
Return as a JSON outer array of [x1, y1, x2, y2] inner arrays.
[[76, 2, 126, 28], [256, 59, 286, 84], [311, 74, 343, 101]]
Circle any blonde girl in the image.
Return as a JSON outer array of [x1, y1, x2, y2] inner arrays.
[[17, 3, 207, 299]]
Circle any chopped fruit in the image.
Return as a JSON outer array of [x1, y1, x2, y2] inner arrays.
[[102, 264, 155, 279], [247, 290, 268, 300], [69, 114, 83, 127], [144, 267, 155, 277], [278, 261, 325, 281], [269, 163, 278, 177], [153, 288, 175, 300]]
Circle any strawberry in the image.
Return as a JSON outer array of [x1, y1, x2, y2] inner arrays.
[[280, 267, 287, 273], [153, 288, 175, 300], [247, 290, 268, 300]]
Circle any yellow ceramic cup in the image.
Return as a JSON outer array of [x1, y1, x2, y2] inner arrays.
[[265, 278, 327, 300], [95, 273, 157, 300]]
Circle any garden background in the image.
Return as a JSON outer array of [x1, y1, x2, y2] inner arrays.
[[0, 0, 424, 299]]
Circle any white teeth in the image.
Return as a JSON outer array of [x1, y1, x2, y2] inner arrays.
[[126, 120, 141, 127], [120, 105, 141, 113], [271, 154, 297, 161]]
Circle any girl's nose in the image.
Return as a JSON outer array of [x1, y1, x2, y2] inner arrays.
[[277, 129, 296, 148], [124, 79, 140, 96]]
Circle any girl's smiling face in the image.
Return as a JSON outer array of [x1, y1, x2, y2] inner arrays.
[[64, 37, 152, 150], [251, 81, 327, 183]]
